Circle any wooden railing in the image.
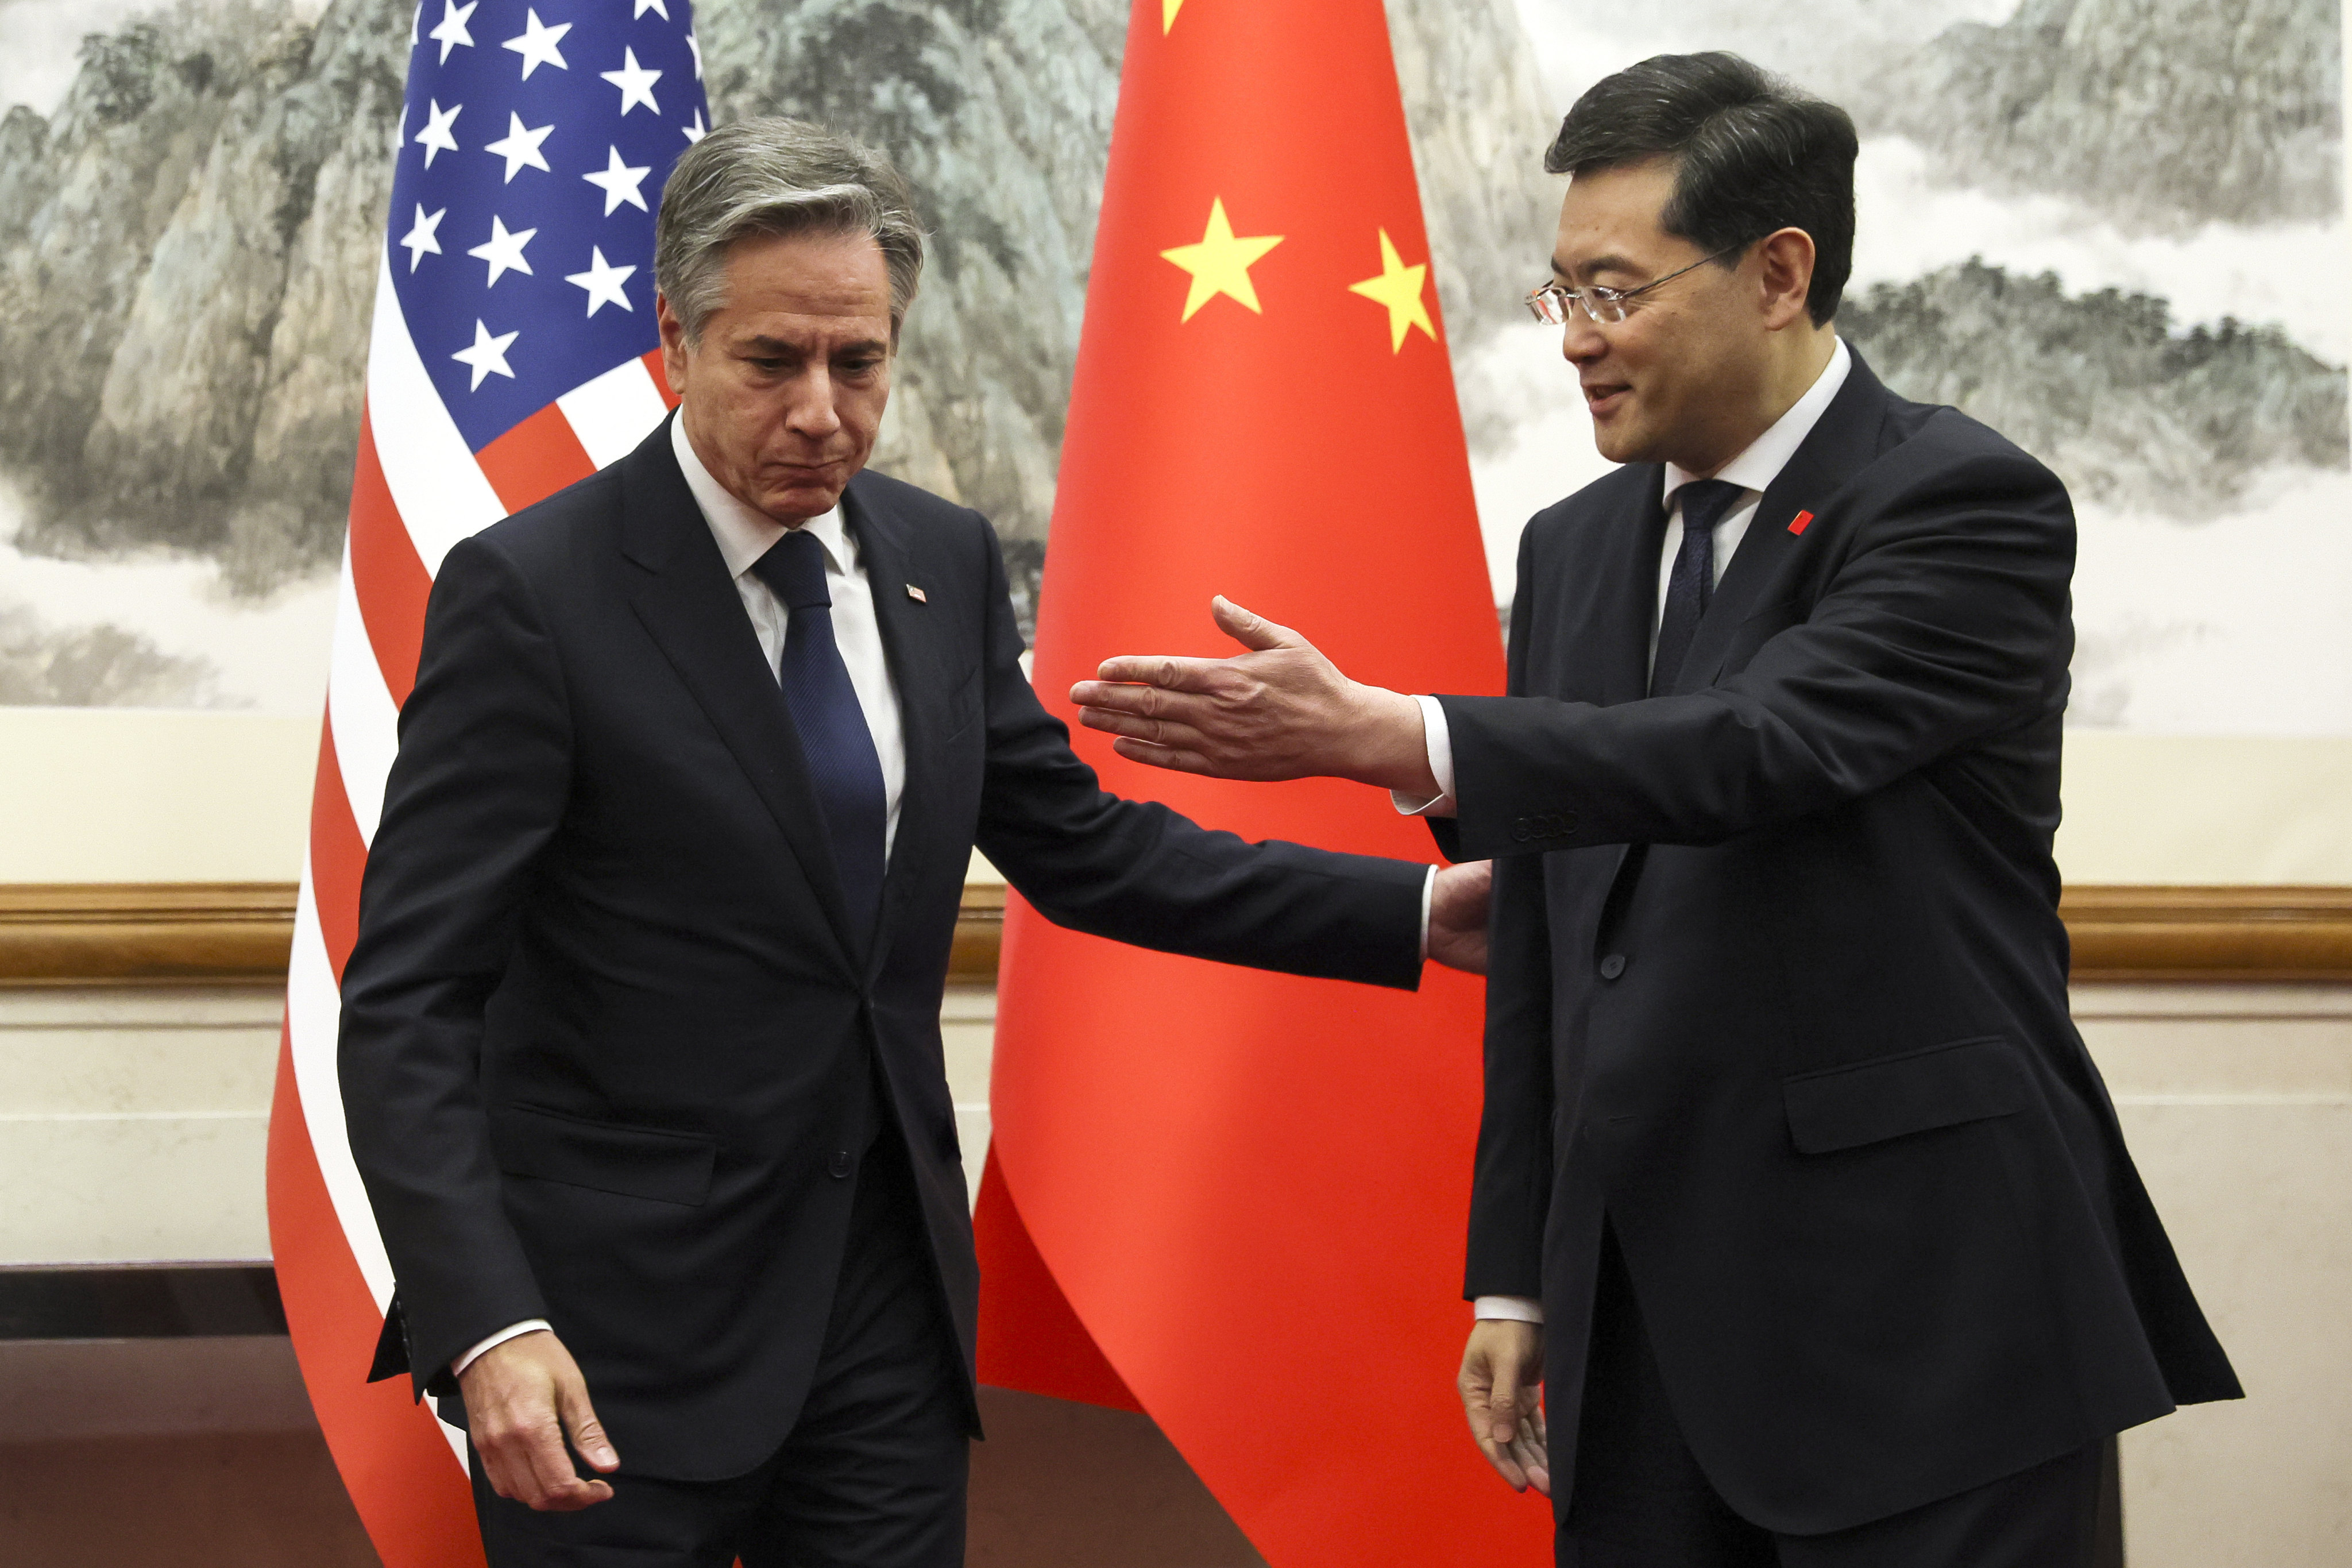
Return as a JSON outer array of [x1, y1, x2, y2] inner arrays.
[[2, 881, 2349, 987]]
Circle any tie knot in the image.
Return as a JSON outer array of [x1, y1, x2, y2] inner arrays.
[[1677, 478, 1744, 539], [752, 528, 832, 612]]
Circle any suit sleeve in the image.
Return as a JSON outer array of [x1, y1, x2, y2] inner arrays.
[[338, 534, 571, 1397], [1438, 439, 2074, 859], [1464, 542, 1552, 1297], [966, 520, 1427, 991]]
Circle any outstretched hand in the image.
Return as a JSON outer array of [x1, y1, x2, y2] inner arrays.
[[1071, 597, 1438, 795]]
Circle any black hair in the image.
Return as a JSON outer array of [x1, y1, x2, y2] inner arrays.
[[1546, 52, 1857, 326]]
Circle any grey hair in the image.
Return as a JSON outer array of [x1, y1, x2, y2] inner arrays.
[[654, 117, 926, 343]]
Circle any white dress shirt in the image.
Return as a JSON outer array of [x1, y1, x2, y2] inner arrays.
[[674, 413, 909, 856], [1435, 339, 1852, 1324]]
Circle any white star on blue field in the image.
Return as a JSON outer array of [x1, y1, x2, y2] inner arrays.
[[388, 0, 708, 451]]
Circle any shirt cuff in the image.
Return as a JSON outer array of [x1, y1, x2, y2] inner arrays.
[[1473, 1295, 1544, 1324], [452, 1319, 553, 1377], [1389, 695, 1457, 818], [1419, 865, 1434, 962]]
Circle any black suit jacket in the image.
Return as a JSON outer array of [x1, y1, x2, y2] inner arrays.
[[1436, 353, 2238, 1533], [338, 418, 1427, 1480]]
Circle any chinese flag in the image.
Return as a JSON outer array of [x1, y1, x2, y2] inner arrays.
[[977, 0, 1543, 1561]]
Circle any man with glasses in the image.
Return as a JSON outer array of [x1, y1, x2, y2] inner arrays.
[[1071, 51, 2238, 1568]]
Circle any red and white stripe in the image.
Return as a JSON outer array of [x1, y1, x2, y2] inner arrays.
[[267, 244, 677, 1567]]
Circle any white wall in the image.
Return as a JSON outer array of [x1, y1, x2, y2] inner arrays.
[[0, 987, 280, 1263], [2, 979, 2344, 1562], [2078, 984, 2352, 1568]]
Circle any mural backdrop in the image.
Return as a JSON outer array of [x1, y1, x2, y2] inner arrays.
[[0, 0, 2344, 733]]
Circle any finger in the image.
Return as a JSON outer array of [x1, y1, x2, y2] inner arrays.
[[1086, 685, 1226, 732], [1473, 1422, 1531, 1492], [1513, 1380, 1550, 1494], [1077, 705, 1209, 751], [1488, 1383, 1520, 1446], [477, 1436, 520, 1501], [480, 1425, 551, 1508], [540, 1477, 616, 1512], [559, 1381, 620, 1475], [516, 1416, 604, 1511], [1086, 655, 1231, 691], [1070, 679, 1149, 713], [1071, 678, 1213, 716], [1210, 596, 1305, 653], [1515, 1420, 1552, 1495], [1109, 737, 1215, 775], [1458, 1369, 1530, 1492]]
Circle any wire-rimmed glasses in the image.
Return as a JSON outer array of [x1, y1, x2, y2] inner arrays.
[[1524, 244, 1743, 326]]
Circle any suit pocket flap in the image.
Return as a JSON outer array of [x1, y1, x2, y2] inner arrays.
[[493, 1103, 716, 1206], [1781, 1037, 2028, 1154]]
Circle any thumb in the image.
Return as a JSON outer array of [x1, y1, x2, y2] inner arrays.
[[1211, 595, 1304, 654], [1486, 1374, 1520, 1444], [558, 1378, 619, 1472]]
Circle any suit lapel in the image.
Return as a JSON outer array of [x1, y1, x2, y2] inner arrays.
[[1670, 352, 1897, 695], [843, 477, 952, 981], [616, 420, 859, 975], [1581, 468, 1670, 909], [1596, 466, 1671, 707]]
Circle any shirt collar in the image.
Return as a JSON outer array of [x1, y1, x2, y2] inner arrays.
[[669, 410, 852, 579], [1662, 335, 1852, 508]]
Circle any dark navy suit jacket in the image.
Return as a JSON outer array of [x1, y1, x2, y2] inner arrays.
[[1436, 353, 2238, 1532], [339, 417, 1428, 1480]]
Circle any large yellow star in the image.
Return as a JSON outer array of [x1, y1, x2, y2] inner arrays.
[[1162, 0, 1183, 30], [1347, 229, 1436, 352], [1160, 198, 1284, 323]]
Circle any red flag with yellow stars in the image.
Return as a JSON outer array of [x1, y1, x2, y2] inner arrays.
[[977, 0, 1542, 1558]]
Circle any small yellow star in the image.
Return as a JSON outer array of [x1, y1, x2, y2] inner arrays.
[[1347, 229, 1436, 353], [1160, 198, 1284, 323], [1163, 0, 1183, 30]]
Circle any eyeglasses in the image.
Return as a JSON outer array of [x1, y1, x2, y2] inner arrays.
[[1524, 244, 1743, 326]]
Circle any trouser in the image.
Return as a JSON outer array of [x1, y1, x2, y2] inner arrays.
[[1559, 1223, 2116, 1568], [472, 1127, 968, 1567]]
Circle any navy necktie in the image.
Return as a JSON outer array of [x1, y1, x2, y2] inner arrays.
[[751, 530, 888, 945], [1651, 478, 1744, 696]]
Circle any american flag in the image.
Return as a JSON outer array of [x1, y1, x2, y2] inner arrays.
[[265, 3, 708, 1559]]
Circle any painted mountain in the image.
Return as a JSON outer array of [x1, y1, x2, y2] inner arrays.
[[0, 0, 1557, 705]]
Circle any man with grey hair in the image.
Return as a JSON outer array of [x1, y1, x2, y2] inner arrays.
[[339, 116, 1493, 1565]]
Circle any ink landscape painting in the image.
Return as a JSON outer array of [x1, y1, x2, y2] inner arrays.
[[1486, 0, 2351, 735], [0, 0, 2345, 735]]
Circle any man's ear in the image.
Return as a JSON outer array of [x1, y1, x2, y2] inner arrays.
[[654, 292, 691, 398], [1754, 227, 1817, 332]]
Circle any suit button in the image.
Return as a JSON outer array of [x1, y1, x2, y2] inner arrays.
[[828, 1150, 853, 1180], [1598, 954, 1627, 980], [1511, 818, 1532, 843]]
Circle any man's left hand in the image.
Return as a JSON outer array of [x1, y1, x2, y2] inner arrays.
[[1429, 860, 1493, 975], [1072, 597, 1436, 794]]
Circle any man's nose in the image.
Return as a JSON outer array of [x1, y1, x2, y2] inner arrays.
[[786, 366, 843, 437], [1561, 316, 1607, 366]]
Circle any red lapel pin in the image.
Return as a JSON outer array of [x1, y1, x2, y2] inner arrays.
[[1788, 509, 1814, 536]]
